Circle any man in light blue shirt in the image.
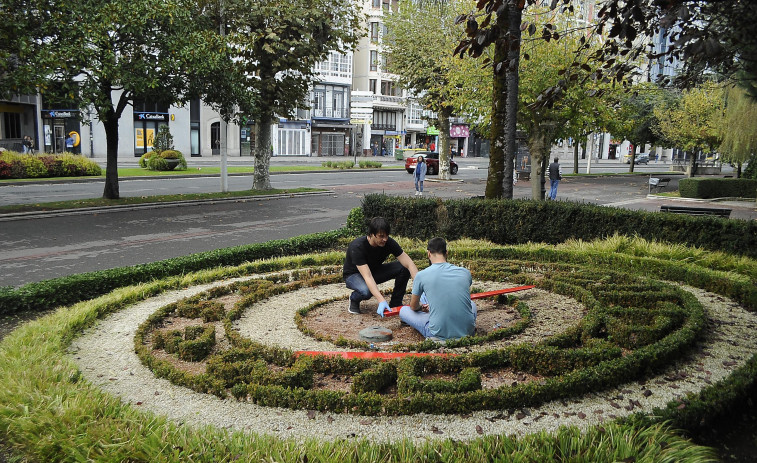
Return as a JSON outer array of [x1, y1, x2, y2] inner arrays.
[[399, 237, 477, 340]]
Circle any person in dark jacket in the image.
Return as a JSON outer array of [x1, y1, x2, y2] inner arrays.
[[414, 155, 427, 196], [548, 157, 562, 200], [343, 217, 419, 315]]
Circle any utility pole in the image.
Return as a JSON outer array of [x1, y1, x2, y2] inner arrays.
[[219, 0, 228, 192]]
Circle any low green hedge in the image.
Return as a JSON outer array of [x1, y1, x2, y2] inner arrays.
[[679, 177, 757, 199], [360, 194, 757, 258], [0, 151, 102, 179]]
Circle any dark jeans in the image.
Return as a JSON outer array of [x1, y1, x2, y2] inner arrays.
[[344, 261, 410, 306]]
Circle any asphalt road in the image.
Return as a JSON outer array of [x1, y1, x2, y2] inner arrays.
[[1, 160, 753, 289]]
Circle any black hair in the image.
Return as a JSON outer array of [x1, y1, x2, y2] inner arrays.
[[367, 217, 390, 236], [553, 157, 559, 162], [427, 237, 447, 255]]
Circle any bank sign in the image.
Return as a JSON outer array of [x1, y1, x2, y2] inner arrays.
[[134, 112, 169, 122], [43, 110, 78, 119]]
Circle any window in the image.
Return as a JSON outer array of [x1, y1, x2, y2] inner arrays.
[[369, 79, 377, 94], [278, 127, 307, 155], [3, 112, 21, 139], [370, 22, 379, 42], [371, 110, 397, 130], [372, 0, 380, 8], [312, 90, 325, 117], [210, 122, 220, 155], [370, 51, 378, 72]]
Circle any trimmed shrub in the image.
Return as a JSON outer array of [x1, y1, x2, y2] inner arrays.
[[146, 150, 187, 171], [679, 177, 757, 199], [360, 194, 757, 258], [0, 159, 12, 179], [0, 151, 100, 178]]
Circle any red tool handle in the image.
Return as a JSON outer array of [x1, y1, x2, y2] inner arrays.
[[295, 351, 455, 359]]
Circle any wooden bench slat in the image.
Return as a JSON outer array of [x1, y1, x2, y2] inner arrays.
[[660, 205, 731, 217]]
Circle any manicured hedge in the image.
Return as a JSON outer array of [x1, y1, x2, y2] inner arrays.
[[360, 194, 757, 258], [679, 177, 757, 199], [0, 151, 102, 179], [0, 229, 347, 316]]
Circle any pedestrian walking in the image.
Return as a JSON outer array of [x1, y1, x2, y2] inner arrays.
[[414, 155, 427, 196], [548, 157, 562, 200]]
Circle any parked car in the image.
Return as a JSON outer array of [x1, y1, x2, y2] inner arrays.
[[405, 151, 459, 175], [624, 153, 650, 164]]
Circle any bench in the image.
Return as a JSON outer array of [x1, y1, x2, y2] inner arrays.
[[648, 177, 671, 193], [660, 205, 731, 218]]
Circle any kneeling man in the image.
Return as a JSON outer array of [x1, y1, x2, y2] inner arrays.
[[399, 237, 477, 340], [343, 217, 419, 314]]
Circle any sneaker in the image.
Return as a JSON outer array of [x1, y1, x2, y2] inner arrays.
[[348, 300, 361, 314], [419, 192, 423, 196], [414, 191, 419, 196]]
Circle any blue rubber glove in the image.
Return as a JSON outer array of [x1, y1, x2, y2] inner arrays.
[[420, 292, 428, 306], [377, 301, 390, 317]]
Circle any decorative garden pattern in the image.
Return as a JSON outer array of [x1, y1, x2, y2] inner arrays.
[[65, 243, 757, 445], [3, 234, 756, 460]]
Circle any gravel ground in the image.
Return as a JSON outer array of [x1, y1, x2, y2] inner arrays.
[[67, 277, 757, 444]]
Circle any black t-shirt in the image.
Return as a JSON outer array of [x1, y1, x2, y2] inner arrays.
[[343, 236, 403, 277]]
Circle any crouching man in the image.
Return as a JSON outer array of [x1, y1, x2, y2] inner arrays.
[[399, 237, 476, 341], [343, 217, 419, 314]]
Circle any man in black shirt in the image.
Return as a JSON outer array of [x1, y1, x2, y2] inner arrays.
[[343, 217, 419, 314]]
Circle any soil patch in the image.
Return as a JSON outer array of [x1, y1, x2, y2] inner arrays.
[[301, 297, 522, 346]]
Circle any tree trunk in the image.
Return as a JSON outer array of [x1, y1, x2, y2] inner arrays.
[[502, 2, 522, 200], [573, 141, 579, 174], [737, 162, 742, 178], [486, 24, 507, 199], [253, 117, 273, 190], [629, 141, 636, 173], [102, 108, 120, 199], [437, 107, 452, 180]]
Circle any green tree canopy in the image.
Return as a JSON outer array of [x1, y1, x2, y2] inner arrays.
[[719, 85, 757, 175], [1, 0, 229, 199], [220, 0, 362, 190]]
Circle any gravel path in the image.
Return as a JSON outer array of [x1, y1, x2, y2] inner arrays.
[[68, 277, 757, 443]]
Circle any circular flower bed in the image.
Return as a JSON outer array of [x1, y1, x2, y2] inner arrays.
[[3, 238, 755, 460]]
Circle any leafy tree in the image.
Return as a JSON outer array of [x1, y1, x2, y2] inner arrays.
[[653, 82, 724, 177], [1, 0, 228, 199], [220, 0, 362, 190], [607, 82, 676, 172], [384, 0, 464, 180], [719, 85, 757, 177]]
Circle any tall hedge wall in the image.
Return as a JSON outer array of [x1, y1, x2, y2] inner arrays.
[[679, 178, 757, 199], [360, 194, 757, 258]]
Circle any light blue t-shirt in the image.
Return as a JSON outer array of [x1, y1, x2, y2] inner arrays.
[[412, 262, 474, 340]]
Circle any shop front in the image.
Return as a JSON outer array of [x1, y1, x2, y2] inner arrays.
[[133, 112, 168, 157], [42, 109, 81, 154], [311, 123, 350, 156]]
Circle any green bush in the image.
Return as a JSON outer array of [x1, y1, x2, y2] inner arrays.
[[321, 161, 355, 169], [139, 152, 153, 168], [679, 177, 757, 199], [360, 194, 757, 258], [146, 150, 187, 171], [178, 325, 216, 361], [742, 154, 757, 179], [358, 161, 382, 168], [0, 151, 101, 178]]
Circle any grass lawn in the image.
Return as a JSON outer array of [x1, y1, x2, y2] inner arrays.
[[0, 187, 323, 214]]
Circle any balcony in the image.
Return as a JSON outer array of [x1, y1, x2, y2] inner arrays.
[[311, 107, 347, 119]]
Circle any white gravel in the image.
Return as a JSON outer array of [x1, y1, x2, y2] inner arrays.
[[68, 277, 757, 443]]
